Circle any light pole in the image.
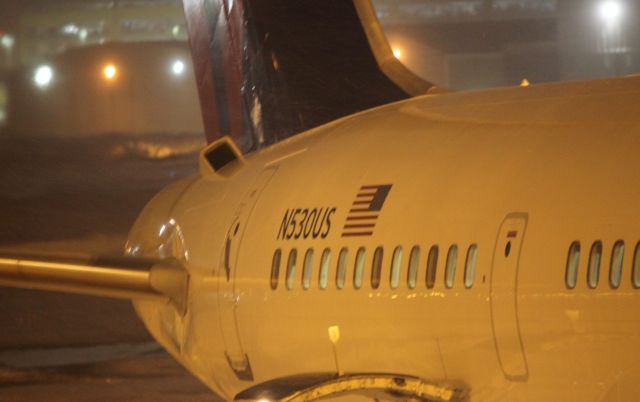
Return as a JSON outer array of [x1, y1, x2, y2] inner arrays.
[[597, 0, 626, 75]]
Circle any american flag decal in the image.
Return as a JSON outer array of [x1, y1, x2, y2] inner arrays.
[[342, 184, 393, 237]]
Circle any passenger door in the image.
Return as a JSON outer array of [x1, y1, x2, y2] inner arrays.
[[490, 213, 529, 381]]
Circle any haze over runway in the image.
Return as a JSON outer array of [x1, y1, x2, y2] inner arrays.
[[0, 133, 220, 401]]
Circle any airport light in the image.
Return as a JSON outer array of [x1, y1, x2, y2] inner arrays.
[[79, 28, 88, 42], [597, 0, 626, 55], [599, 1, 622, 25], [103, 64, 117, 81], [62, 24, 79, 35], [1, 34, 14, 49], [172, 59, 185, 76], [33, 65, 53, 88]]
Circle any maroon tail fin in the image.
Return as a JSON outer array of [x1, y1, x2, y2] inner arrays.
[[183, 0, 432, 150]]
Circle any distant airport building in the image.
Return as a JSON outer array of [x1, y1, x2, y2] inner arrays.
[[1, 0, 186, 69], [0, 1, 199, 135], [373, 0, 640, 89], [2, 0, 639, 133], [4, 41, 202, 136]]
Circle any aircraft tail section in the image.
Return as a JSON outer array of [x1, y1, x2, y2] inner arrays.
[[182, 0, 432, 150]]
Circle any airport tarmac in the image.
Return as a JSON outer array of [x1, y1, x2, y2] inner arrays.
[[0, 344, 220, 402], [0, 133, 221, 400]]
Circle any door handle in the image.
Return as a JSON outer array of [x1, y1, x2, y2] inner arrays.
[[224, 237, 231, 281]]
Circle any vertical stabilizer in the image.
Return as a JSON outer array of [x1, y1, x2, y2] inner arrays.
[[183, 0, 432, 150]]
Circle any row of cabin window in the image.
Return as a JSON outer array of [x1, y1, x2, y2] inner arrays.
[[270, 244, 479, 291], [565, 240, 640, 289]]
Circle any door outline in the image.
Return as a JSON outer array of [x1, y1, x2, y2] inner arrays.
[[490, 212, 529, 382], [218, 166, 278, 381]]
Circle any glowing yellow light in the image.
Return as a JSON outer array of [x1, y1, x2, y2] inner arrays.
[[392, 48, 402, 59], [520, 79, 530, 87], [103, 64, 117, 80]]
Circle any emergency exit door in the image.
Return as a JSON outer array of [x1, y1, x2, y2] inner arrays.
[[490, 213, 529, 381]]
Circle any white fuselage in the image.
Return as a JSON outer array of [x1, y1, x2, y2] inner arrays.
[[127, 76, 640, 402]]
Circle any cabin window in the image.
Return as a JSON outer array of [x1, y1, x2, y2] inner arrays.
[[390, 246, 403, 289], [633, 242, 640, 289], [587, 241, 602, 289], [286, 249, 297, 290], [464, 244, 478, 289], [445, 245, 458, 288], [609, 240, 625, 289], [353, 247, 366, 289], [318, 248, 331, 290], [336, 247, 348, 289], [565, 241, 580, 290], [302, 249, 314, 290], [371, 246, 383, 289], [407, 246, 420, 289], [426, 245, 438, 289], [270, 249, 281, 290]]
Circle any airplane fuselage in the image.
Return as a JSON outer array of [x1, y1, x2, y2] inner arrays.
[[127, 76, 640, 401]]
